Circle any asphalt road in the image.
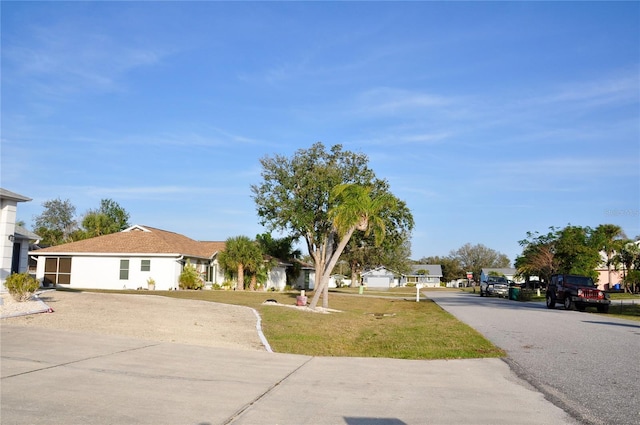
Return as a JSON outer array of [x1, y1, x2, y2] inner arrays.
[[426, 290, 640, 425]]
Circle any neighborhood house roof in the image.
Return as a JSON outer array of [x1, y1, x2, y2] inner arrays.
[[31, 225, 225, 259], [0, 188, 32, 202], [482, 268, 517, 276], [15, 225, 41, 241], [408, 264, 443, 277], [361, 266, 396, 276]]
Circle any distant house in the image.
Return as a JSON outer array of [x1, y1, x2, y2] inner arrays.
[[404, 264, 443, 288], [264, 257, 291, 291], [329, 274, 351, 288], [1, 188, 40, 290], [481, 268, 522, 284], [30, 225, 226, 291], [292, 261, 316, 290], [595, 240, 640, 291], [362, 266, 397, 289]]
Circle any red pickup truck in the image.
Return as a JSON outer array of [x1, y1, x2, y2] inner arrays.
[[546, 274, 610, 313]]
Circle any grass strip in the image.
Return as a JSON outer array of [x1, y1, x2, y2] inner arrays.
[[70, 288, 504, 359]]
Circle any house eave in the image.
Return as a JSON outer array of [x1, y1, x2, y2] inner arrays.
[[29, 251, 184, 258]]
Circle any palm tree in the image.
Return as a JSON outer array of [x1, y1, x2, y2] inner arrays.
[[614, 240, 640, 293], [218, 236, 262, 291], [309, 184, 396, 310], [592, 224, 626, 288]]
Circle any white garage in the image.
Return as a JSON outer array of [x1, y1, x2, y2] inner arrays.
[[361, 267, 396, 289]]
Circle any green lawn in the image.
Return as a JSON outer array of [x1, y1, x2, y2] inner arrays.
[[71, 288, 505, 360]]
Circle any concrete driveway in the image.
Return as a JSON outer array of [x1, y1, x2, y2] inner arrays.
[[1, 322, 578, 425]]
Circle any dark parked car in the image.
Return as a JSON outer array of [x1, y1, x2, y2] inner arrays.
[[546, 274, 610, 313]]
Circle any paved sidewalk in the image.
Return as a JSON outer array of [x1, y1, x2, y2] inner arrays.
[[1, 325, 578, 425]]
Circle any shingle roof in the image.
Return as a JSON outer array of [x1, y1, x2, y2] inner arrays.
[[31, 225, 225, 258], [15, 225, 41, 241], [408, 264, 443, 276]]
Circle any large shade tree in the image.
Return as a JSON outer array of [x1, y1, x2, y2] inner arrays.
[[34, 197, 131, 245], [82, 199, 131, 238], [418, 256, 463, 284], [448, 243, 510, 283], [33, 198, 78, 246], [515, 228, 558, 284], [252, 142, 410, 309], [553, 225, 600, 279], [515, 224, 620, 284]]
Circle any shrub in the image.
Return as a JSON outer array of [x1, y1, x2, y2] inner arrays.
[[178, 261, 203, 290], [5, 273, 40, 302]]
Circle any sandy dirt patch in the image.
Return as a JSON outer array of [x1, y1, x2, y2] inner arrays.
[[1, 290, 266, 351]]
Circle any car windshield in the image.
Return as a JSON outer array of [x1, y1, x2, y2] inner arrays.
[[488, 277, 508, 284], [565, 275, 595, 287]]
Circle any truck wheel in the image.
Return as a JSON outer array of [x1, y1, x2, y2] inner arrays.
[[564, 295, 573, 310], [546, 294, 555, 309], [597, 305, 609, 313]]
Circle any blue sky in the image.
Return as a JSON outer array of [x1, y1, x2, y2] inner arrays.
[[2, 2, 639, 263]]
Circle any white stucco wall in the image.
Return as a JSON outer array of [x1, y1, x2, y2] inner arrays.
[[266, 266, 287, 291], [35, 254, 184, 290], [0, 199, 18, 288]]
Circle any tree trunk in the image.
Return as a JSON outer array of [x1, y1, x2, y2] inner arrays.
[[250, 275, 257, 291], [607, 254, 613, 288], [309, 227, 356, 310], [350, 261, 359, 287], [309, 259, 325, 309], [323, 279, 329, 309], [236, 264, 244, 291]]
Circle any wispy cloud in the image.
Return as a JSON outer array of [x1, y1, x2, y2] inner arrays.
[[536, 72, 639, 108], [354, 87, 453, 116], [5, 23, 168, 98]]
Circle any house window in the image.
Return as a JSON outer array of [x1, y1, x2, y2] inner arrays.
[[206, 264, 217, 283], [44, 257, 72, 285], [120, 260, 130, 280], [141, 259, 150, 272]]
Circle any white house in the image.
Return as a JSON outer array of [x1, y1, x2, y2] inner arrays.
[[480, 268, 523, 284], [1, 188, 39, 290], [30, 225, 226, 291], [329, 274, 351, 288], [292, 262, 316, 290], [404, 264, 443, 288], [362, 266, 397, 289], [264, 259, 290, 291]]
